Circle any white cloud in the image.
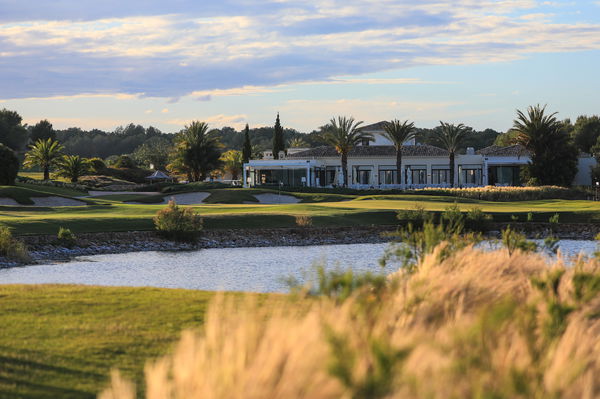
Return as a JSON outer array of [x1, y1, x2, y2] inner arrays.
[[161, 108, 169, 113], [0, 0, 599, 99]]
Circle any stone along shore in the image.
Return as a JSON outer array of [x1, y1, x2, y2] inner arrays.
[[1, 223, 598, 267]]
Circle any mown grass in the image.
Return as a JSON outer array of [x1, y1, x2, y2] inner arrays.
[[0, 186, 52, 205], [1, 195, 600, 235], [0, 285, 286, 399]]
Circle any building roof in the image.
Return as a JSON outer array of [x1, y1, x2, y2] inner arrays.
[[288, 144, 449, 159], [146, 170, 171, 179], [477, 145, 528, 157], [360, 121, 388, 131]]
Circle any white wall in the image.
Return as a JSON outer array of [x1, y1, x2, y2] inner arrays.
[[574, 156, 597, 186]]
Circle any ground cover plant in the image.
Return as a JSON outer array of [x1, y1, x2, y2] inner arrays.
[[101, 240, 600, 399]]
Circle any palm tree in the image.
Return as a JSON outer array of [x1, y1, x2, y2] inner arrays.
[[220, 150, 243, 180], [511, 104, 577, 186], [55, 155, 90, 183], [288, 137, 307, 148], [168, 122, 222, 182], [382, 119, 416, 185], [23, 138, 64, 180], [432, 122, 469, 187], [322, 116, 373, 187]]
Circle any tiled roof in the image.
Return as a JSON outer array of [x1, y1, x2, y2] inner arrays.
[[288, 145, 448, 158], [360, 121, 388, 131], [477, 145, 529, 157]]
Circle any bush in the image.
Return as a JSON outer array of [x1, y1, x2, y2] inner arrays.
[[295, 215, 313, 228], [0, 225, 30, 263], [153, 199, 203, 242], [0, 143, 19, 185], [465, 207, 493, 232], [57, 227, 76, 247], [114, 155, 137, 169], [88, 157, 106, 173], [396, 204, 429, 228]]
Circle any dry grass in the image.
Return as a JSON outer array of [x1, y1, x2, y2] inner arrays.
[[100, 246, 600, 399], [417, 185, 582, 201]]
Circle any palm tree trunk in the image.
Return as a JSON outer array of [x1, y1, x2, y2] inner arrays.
[[341, 153, 348, 187], [396, 149, 402, 185], [449, 152, 455, 188], [43, 165, 50, 181]]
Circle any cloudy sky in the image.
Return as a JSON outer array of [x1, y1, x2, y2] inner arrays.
[[1, 0, 600, 133]]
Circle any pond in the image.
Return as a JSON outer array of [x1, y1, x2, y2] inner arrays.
[[0, 240, 597, 293]]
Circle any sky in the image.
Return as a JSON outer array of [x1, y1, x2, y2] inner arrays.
[[1, 0, 600, 133]]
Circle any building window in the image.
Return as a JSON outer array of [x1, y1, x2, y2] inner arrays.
[[460, 167, 482, 185], [405, 166, 427, 185], [432, 169, 449, 185], [379, 169, 397, 185]]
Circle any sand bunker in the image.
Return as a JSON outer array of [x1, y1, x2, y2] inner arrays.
[[87, 190, 161, 197], [0, 196, 87, 207], [253, 193, 301, 204]]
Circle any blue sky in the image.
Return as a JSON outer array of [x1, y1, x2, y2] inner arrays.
[[1, 0, 599, 133]]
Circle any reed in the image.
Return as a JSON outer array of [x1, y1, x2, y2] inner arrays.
[[100, 245, 600, 399]]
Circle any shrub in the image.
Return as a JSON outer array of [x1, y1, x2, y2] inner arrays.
[[295, 215, 313, 228], [88, 157, 106, 173], [501, 225, 537, 256], [465, 207, 493, 232], [396, 204, 429, 228], [153, 199, 203, 242], [57, 227, 76, 247], [114, 155, 137, 169], [0, 143, 19, 185], [0, 225, 30, 263]]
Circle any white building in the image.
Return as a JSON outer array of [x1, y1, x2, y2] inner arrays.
[[243, 122, 597, 189]]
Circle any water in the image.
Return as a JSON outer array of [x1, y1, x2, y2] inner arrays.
[[0, 240, 597, 293]]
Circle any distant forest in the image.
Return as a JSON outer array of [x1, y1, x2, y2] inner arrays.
[[51, 123, 502, 160]]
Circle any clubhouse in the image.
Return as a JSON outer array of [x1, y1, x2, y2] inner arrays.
[[243, 122, 597, 189]]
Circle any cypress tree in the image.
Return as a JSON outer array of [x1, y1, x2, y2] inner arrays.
[[273, 113, 285, 160], [242, 124, 252, 164]]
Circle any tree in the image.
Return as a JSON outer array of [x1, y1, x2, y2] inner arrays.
[[288, 137, 307, 148], [55, 155, 90, 183], [571, 115, 600, 153], [493, 130, 519, 146], [220, 150, 243, 180], [132, 136, 173, 170], [432, 122, 470, 187], [168, 121, 222, 182], [272, 113, 285, 160], [0, 109, 28, 151], [30, 119, 56, 143], [0, 143, 19, 185], [242, 124, 252, 164], [23, 138, 64, 180], [322, 116, 373, 187], [511, 104, 578, 186], [382, 120, 416, 185]]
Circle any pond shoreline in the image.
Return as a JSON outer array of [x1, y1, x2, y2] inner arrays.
[[2, 223, 598, 268]]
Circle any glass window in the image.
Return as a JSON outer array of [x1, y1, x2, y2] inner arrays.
[[432, 169, 449, 185], [379, 170, 397, 185], [460, 168, 481, 185], [406, 167, 427, 184]]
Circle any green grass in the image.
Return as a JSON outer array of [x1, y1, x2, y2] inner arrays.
[[16, 183, 88, 198], [0, 285, 221, 399], [1, 194, 600, 235], [0, 186, 52, 205]]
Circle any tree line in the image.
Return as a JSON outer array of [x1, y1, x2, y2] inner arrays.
[[0, 106, 599, 187]]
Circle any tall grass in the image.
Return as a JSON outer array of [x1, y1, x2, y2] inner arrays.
[[417, 185, 584, 201], [0, 225, 30, 263], [100, 240, 600, 399]]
